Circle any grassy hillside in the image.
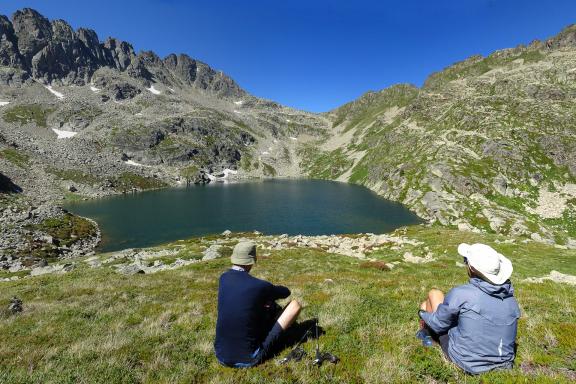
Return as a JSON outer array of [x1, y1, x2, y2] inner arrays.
[[1, 226, 575, 383]]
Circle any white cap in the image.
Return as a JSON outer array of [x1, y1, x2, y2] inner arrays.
[[457, 243, 513, 285]]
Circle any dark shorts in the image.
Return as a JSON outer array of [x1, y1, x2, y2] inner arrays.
[[218, 304, 285, 368], [219, 322, 284, 368]]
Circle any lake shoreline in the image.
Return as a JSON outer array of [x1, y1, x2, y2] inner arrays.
[[65, 179, 423, 253]]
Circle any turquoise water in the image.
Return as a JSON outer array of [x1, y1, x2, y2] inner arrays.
[[65, 179, 422, 252]]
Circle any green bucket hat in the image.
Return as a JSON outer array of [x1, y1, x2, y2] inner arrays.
[[231, 241, 257, 265]]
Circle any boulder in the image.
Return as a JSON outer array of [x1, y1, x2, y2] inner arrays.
[[117, 264, 144, 275], [30, 263, 74, 276], [202, 244, 223, 260]]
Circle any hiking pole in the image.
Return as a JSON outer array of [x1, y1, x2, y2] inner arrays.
[[312, 318, 339, 366], [277, 323, 315, 364]]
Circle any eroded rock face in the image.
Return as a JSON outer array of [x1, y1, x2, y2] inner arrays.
[[0, 15, 25, 68], [12, 8, 52, 62]]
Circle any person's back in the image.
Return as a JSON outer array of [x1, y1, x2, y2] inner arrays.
[[418, 243, 520, 375], [215, 268, 288, 365], [213, 241, 301, 368], [433, 278, 520, 374]]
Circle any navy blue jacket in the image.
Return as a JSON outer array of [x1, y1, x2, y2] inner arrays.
[[214, 269, 290, 365], [421, 278, 520, 374]]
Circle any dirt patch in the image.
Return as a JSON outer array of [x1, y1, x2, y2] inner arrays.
[[359, 261, 391, 271]]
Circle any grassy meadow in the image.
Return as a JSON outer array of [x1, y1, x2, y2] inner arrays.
[[0, 226, 575, 383]]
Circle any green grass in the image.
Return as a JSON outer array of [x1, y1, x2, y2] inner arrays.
[[261, 163, 277, 177], [0, 148, 29, 168], [115, 173, 168, 192], [29, 214, 98, 248], [299, 147, 353, 179], [46, 167, 102, 186], [2, 104, 53, 127], [0, 226, 574, 383]]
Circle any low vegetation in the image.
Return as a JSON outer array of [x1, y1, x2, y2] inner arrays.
[[114, 172, 168, 192], [2, 104, 53, 127], [1, 226, 574, 383], [0, 148, 29, 168], [46, 167, 102, 186]]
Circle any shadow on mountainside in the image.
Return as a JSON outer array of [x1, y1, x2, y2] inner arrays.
[[0, 172, 22, 193]]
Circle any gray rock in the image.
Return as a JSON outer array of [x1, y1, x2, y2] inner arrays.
[[202, 244, 223, 260], [530, 232, 544, 242], [12, 8, 52, 62], [8, 297, 23, 314], [0, 15, 25, 68], [30, 263, 74, 276], [221, 230, 232, 237], [118, 264, 144, 275]]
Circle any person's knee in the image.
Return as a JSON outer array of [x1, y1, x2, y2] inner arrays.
[[428, 288, 444, 300], [290, 299, 302, 312], [420, 300, 427, 311]]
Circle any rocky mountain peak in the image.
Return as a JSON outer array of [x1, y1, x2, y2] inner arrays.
[[51, 19, 75, 42], [12, 8, 52, 62], [0, 7, 247, 99]]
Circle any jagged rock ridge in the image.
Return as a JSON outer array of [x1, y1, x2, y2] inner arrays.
[[0, 8, 244, 98]]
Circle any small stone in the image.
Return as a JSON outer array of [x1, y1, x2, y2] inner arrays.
[[530, 233, 543, 242], [222, 230, 232, 237], [8, 297, 23, 314], [118, 264, 144, 275]]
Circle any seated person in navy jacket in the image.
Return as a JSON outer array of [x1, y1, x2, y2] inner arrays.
[[214, 241, 301, 368]]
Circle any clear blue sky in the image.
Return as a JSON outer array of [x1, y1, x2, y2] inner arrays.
[[2, 1, 576, 112]]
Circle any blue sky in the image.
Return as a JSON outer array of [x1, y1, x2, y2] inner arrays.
[[2, 1, 576, 112]]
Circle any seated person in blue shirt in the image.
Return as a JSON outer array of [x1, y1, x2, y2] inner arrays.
[[418, 243, 521, 375], [214, 241, 302, 368]]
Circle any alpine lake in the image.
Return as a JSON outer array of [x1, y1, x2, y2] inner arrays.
[[65, 179, 422, 252]]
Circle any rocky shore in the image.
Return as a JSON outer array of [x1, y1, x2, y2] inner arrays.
[[3, 229, 576, 288]]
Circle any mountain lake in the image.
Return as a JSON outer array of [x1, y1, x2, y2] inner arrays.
[[65, 179, 422, 252]]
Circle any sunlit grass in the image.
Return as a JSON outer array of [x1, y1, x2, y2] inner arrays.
[[0, 226, 575, 383]]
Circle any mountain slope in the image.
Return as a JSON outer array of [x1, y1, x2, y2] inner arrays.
[[0, 8, 330, 191], [0, 8, 329, 266], [302, 28, 576, 245]]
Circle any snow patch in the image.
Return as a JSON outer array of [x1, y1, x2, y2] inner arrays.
[[234, 100, 243, 105], [286, 119, 291, 122], [45, 85, 64, 100], [290, 137, 298, 141], [233, 110, 241, 114], [261, 151, 269, 155], [90, 85, 100, 92], [135, 113, 143, 116], [147, 85, 161, 95], [168, 87, 175, 93], [124, 159, 151, 167], [52, 128, 77, 139], [0, 101, 9, 106]]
